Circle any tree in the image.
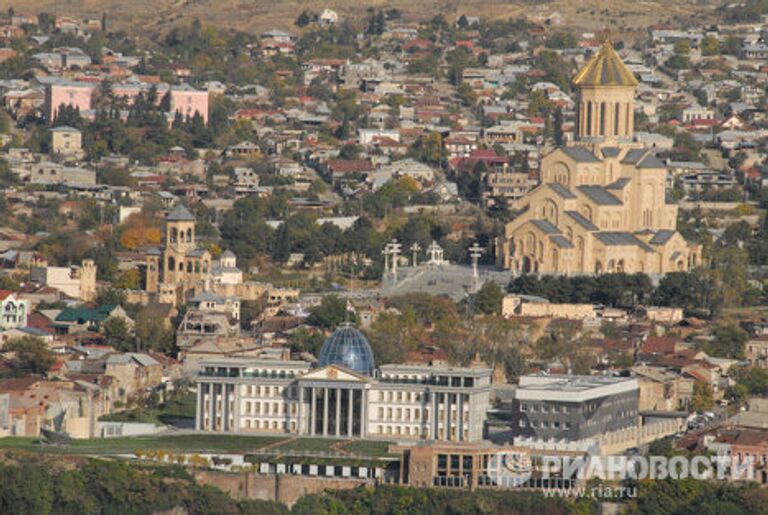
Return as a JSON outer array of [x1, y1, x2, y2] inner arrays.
[[113, 269, 141, 290], [456, 83, 476, 107], [3, 337, 55, 374], [704, 323, 749, 359], [690, 381, 714, 412], [701, 35, 719, 56], [307, 295, 355, 330], [553, 108, 564, 146], [134, 308, 174, 353], [288, 328, 325, 355], [295, 10, 312, 27], [103, 317, 134, 351], [475, 281, 503, 315]]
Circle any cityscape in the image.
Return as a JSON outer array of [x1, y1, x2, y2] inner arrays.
[[0, 1, 766, 513]]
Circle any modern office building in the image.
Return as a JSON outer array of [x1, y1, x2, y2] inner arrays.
[[510, 374, 639, 442], [195, 325, 492, 442]]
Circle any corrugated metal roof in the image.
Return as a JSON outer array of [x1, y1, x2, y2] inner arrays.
[[637, 154, 666, 169], [565, 210, 599, 231], [594, 232, 654, 252], [547, 182, 577, 199], [531, 219, 560, 234], [650, 230, 675, 245], [577, 185, 622, 206], [562, 146, 601, 163], [605, 177, 631, 190], [621, 148, 647, 165], [550, 234, 574, 249]]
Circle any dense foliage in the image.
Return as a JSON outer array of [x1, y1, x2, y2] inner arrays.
[[0, 458, 288, 515]]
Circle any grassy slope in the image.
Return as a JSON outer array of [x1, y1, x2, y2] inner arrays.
[[0, 0, 721, 35]]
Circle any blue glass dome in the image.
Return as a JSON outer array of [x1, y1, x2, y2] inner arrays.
[[317, 325, 375, 375]]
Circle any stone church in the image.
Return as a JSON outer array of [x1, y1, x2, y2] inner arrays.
[[497, 42, 700, 277]]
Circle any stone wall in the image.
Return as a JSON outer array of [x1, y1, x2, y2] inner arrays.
[[193, 470, 373, 508]]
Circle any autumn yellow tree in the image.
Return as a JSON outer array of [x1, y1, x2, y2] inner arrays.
[[118, 214, 162, 250]]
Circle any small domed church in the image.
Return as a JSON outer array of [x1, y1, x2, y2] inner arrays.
[[141, 204, 244, 305], [497, 42, 700, 276]]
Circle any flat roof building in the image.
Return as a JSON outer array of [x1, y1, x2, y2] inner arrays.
[[511, 374, 639, 443], [195, 326, 492, 443]]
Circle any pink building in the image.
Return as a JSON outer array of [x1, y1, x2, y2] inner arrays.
[[45, 81, 208, 124], [169, 88, 209, 123], [45, 81, 95, 122]]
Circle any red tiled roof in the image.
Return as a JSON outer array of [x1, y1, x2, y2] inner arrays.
[[640, 336, 678, 354]]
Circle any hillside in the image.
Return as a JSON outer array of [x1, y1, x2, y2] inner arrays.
[[0, 0, 723, 36]]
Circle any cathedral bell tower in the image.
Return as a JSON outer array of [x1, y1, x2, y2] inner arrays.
[[163, 203, 197, 286], [573, 41, 638, 141]]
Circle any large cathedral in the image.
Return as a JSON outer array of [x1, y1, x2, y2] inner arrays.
[[497, 42, 700, 276]]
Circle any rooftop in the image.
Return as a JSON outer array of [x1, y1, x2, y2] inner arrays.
[[572, 41, 639, 88]]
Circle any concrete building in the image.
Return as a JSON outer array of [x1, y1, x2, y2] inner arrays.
[[511, 374, 639, 442], [195, 326, 492, 442], [0, 291, 28, 330], [497, 42, 700, 276], [50, 126, 83, 156], [29, 259, 97, 301]]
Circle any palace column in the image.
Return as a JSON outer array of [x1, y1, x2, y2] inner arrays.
[[322, 387, 329, 436], [360, 390, 368, 437], [310, 387, 317, 436], [444, 394, 451, 441], [335, 388, 342, 436], [432, 392, 439, 439], [209, 383, 216, 432], [196, 383, 203, 430], [297, 387, 304, 434], [347, 388, 354, 437]]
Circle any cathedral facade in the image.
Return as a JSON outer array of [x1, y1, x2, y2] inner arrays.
[[497, 42, 700, 276]]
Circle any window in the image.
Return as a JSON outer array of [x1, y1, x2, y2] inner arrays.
[[519, 420, 527, 428]]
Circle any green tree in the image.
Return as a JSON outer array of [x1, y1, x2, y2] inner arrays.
[[474, 281, 503, 315], [690, 381, 714, 412], [295, 10, 312, 27], [3, 337, 55, 374], [307, 295, 356, 330], [704, 323, 749, 359], [701, 35, 720, 56], [102, 317, 134, 351]]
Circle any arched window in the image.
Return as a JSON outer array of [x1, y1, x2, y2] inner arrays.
[[614, 102, 620, 135], [195, 262, 201, 273], [178, 260, 184, 271], [586, 101, 592, 135], [187, 262, 193, 273], [526, 233, 535, 253], [608, 259, 616, 273], [170, 228, 178, 243], [168, 257, 175, 271], [594, 260, 603, 274], [186, 228, 193, 242]]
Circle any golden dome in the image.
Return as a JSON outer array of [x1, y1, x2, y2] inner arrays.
[[572, 41, 639, 88]]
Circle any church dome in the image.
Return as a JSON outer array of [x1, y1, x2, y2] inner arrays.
[[317, 324, 375, 375], [572, 41, 639, 88]]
